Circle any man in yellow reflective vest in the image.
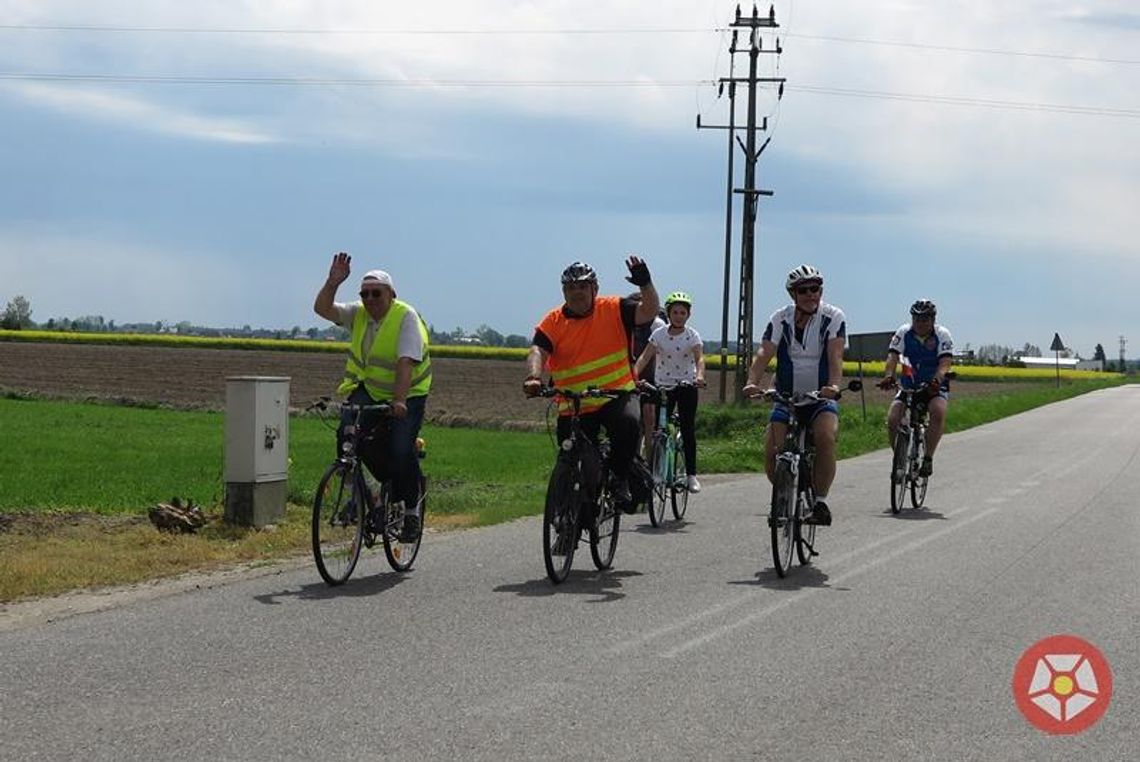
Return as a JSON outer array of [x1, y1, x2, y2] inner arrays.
[[523, 257, 660, 509], [315, 251, 431, 540]]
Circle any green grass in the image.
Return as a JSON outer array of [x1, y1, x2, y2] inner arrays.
[[0, 379, 1128, 600], [696, 377, 1129, 473], [0, 378, 1125, 518], [0, 397, 555, 526]]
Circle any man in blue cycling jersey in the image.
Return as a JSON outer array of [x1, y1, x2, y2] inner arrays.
[[743, 264, 847, 526], [878, 299, 953, 476]]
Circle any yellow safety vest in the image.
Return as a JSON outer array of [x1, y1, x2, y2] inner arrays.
[[337, 300, 432, 401]]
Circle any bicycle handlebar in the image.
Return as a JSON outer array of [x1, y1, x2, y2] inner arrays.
[[307, 397, 394, 415], [636, 380, 698, 398], [536, 386, 626, 401]]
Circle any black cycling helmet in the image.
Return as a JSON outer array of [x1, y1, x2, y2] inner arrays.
[[910, 299, 937, 318], [561, 261, 597, 285]]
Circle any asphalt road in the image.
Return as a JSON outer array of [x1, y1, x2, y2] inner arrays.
[[3, 386, 1138, 760]]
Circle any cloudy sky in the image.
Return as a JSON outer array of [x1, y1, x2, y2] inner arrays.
[[1, 0, 1137, 357]]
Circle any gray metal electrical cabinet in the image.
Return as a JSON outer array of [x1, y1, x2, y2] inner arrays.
[[224, 376, 290, 527]]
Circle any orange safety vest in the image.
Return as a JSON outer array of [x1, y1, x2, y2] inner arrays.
[[538, 295, 635, 416]]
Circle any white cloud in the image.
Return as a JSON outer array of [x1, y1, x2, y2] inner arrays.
[[1, 81, 280, 144]]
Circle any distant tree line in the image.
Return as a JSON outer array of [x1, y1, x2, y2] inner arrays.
[[5, 295, 1134, 370]]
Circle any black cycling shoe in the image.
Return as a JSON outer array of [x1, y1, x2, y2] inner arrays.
[[803, 500, 832, 526], [610, 477, 633, 505], [552, 524, 576, 555], [399, 511, 421, 542], [919, 457, 933, 477]]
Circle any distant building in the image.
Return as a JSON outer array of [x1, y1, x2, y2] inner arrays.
[[1016, 356, 1079, 369]]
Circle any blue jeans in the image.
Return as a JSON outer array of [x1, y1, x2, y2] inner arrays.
[[340, 385, 426, 508]]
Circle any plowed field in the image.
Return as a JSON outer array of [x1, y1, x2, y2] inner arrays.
[[0, 341, 1027, 428]]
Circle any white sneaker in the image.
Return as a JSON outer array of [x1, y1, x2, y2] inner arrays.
[[686, 475, 702, 493]]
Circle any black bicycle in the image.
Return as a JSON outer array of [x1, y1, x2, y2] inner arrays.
[[308, 398, 426, 586], [754, 381, 860, 577], [536, 387, 624, 584], [885, 372, 954, 513], [639, 381, 692, 527]]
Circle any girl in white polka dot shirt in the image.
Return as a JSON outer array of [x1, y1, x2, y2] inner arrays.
[[632, 291, 706, 492]]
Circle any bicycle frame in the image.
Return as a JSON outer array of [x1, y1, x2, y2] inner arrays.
[[537, 386, 624, 582], [891, 387, 931, 512], [641, 382, 691, 525], [308, 398, 426, 585]]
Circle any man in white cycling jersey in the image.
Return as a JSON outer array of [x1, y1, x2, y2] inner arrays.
[[743, 264, 847, 526]]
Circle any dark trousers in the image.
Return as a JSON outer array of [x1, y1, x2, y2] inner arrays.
[[340, 385, 426, 508], [555, 393, 641, 480], [666, 384, 699, 475]]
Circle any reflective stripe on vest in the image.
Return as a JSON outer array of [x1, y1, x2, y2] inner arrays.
[[337, 300, 432, 400], [539, 295, 634, 415]]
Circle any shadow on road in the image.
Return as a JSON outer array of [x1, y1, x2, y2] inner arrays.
[[631, 519, 692, 535], [493, 569, 643, 603], [727, 565, 831, 591], [875, 507, 948, 520], [253, 571, 409, 605]]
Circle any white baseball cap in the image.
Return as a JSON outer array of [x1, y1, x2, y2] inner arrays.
[[361, 270, 396, 297]]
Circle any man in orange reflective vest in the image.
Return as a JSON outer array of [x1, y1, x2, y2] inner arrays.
[[523, 257, 660, 509]]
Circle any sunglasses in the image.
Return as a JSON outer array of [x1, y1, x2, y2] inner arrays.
[[359, 289, 386, 299], [795, 284, 821, 295]]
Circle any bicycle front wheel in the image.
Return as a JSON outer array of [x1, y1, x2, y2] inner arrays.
[[770, 461, 796, 577], [312, 462, 365, 586], [796, 487, 817, 566], [382, 475, 425, 572], [590, 487, 621, 570], [890, 430, 909, 514], [647, 437, 668, 527], [910, 431, 929, 509], [543, 462, 578, 583], [670, 433, 689, 521]]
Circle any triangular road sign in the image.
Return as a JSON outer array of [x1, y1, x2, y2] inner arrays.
[[1050, 333, 1065, 352]]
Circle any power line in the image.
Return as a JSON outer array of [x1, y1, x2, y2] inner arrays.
[[791, 84, 1140, 118], [783, 31, 1140, 66], [2, 71, 1136, 119], [0, 72, 710, 87], [0, 23, 713, 35], [1, 22, 1136, 66]]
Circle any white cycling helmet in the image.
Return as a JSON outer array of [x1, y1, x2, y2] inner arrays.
[[785, 264, 823, 291]]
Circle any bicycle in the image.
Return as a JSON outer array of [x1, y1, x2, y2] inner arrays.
[[535, 386, 625, 584], [884, 372, 954, 514], [753, 381, 860, 578], [308, 397, 427, 586], [639, 381, 693, 527]]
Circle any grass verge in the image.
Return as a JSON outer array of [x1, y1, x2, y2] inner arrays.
[[0, 378, 1126, 600]]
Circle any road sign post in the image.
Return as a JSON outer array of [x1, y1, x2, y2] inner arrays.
[[1050, 333, 1065, 388]]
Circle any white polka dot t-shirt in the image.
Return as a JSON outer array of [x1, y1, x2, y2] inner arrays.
[[648, 325, 702, 387]]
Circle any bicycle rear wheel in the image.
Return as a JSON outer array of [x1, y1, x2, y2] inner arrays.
[[770, 461, 796, 577], [382, 475, 425, 572], [647, 437, 668, 527], [670, 432, 689, 521], [312, 462, 365, 586], [890, 429, 910, 514], [910, 431, 929, 509], [590, 485, 621, 570], [543, 461, 579, 583]]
